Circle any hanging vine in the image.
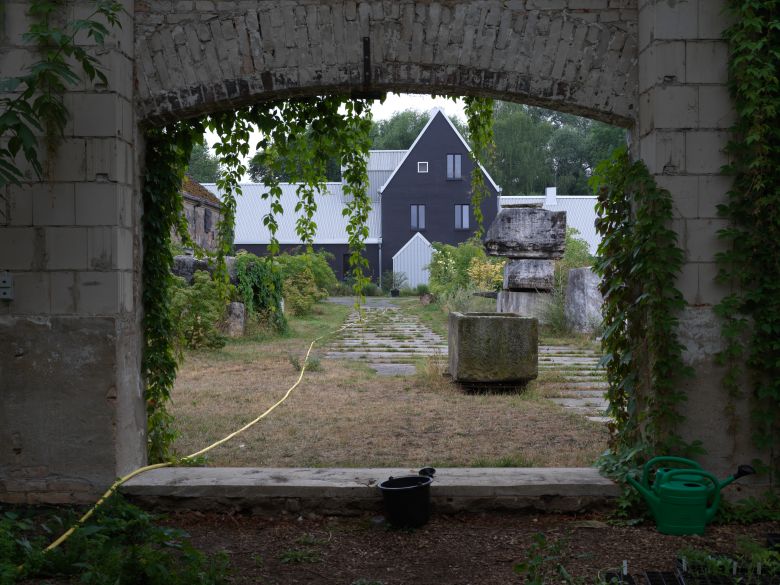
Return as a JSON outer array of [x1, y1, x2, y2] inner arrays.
[[718, 1, 780, 463], [590, 147, 694, 461], [463, 96, 495, 237]]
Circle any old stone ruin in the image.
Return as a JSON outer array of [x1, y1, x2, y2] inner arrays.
[[448, 204, 567, 392]]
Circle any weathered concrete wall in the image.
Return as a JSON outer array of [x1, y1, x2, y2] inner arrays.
[[636, 0, 763, 477], [0, 0, 144, 503], [564, 267, 602, 333], [134, 0, 638, 125]]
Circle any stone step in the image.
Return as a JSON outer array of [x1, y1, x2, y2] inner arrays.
[[551, 391, 606, 399], [122, 467, 619, 514], [551, 398, 609, 410]]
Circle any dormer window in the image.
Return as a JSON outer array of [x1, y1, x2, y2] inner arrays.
[[447, 154, 462, 180], [417, 161, 428, 173]]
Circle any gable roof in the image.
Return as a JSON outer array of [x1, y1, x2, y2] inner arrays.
[[183, 175, 221, 207], [379, 108, 502, 194], [392, 231, 432, 260]]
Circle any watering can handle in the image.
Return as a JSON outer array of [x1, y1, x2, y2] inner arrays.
[[641, 456, 703, 488]]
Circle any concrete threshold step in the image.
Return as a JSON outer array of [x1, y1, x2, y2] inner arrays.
[[122, 467, 619, 514]]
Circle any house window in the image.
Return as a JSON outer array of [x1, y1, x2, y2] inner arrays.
[[417, 161, 429, 173], [204, 208, 213, 233], [447, 154, 462, 179], [455, 204, 470, 230], [411, 204, 426, 230]]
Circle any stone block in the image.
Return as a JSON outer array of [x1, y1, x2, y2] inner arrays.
[[496, 290, 553, 323], [652, 0, 698, 40], [698, 85, 736, 129], [6, 189, 33, 226], [0, 228, 35, 270], [224, 301, 246, 337], [32, 184, 76, 226], [655, 175, 698, 219], [46, 227, 88, 270], [685, 218, 729, 262], [484, 206, 566, 259], [686, 41, 728, 84], [8, 272, 51, 314], [77, 271, 120, 315], [503, 259, 555, 291], [653, 41, 685, 84], [653, 85, 698, 129], [50, 272, 77, 314], [685, 130, 729, 174], [70, 93, 122, 137], [448, 311, 538, 384], [698, 0, 733, 38], [655, 130, 685, 175], [698, 174, 732, 218], [564, 267, 602, 333], [75, 183, 121, 226]]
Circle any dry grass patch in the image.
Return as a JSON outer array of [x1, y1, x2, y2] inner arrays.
[[169, 301, 608, 468]]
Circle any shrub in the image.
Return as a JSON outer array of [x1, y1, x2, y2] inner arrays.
[[428, 239, 486, 296], [416, 283, 431, 295], [467, 255, 504, 291], [381, 270, 408, 293], [276, 250, 338, 292], [284, 267, 327, 316], [169, 271, 228, 351], [234, 251, 287, 333]]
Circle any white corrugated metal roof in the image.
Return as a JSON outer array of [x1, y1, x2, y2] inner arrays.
[[499, 195, 601, 255], [202, 182, 381, 245], [367, 150, 407, 171]]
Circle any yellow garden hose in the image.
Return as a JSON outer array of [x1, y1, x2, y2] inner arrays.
[[32, 316, 357, 561]]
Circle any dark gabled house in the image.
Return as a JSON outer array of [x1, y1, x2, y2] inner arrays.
[[202, 108, 501, 286]]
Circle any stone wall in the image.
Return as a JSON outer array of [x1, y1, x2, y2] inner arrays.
[[134, 0, 638, 125], [0, 0, 145, 503]]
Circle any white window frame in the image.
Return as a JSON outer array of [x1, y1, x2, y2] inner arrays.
[[417, 161, 429, 173]]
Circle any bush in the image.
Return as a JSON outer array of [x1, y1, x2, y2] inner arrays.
[[428, 240, 485, 296], [381, 270, 408, 293], [234, 251, 287, 333], [276, 250, 338, 292], [169, 271, 228, 351], [416, 283, 430, 295], [284, 267, 327, 316], [467, 255, 504, 291]]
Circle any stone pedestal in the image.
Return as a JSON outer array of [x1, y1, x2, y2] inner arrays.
[[564, 268, 603, 334], [485, 206, 566, 259], [448, 312, 538, 384], [503, 259, 555, 291], [497, 291, 553, 323]]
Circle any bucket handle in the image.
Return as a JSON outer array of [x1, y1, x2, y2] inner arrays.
[[419, 467, 436, 479]]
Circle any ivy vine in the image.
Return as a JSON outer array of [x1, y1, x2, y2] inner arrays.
[[0, 0, 122, 187], [590, 147, 694, 459], [463, 96, 495, 237], [718, 2, 780, 462]]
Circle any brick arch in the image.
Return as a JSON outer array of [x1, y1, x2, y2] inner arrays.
[[135, 1, 638, 126]]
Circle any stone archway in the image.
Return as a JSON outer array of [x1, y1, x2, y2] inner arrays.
[[0, 0, 750, 503]]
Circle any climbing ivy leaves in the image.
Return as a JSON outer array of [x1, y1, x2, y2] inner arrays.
[[590, 147, 693, 459], [463, 97, 495, 238], [0, 0, 123, 187], [719, 2, 780, 458]]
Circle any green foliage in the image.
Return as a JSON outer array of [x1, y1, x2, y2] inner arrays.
[[369, 109, 467, 149], [381, 270, 408, 293], [487, 102, 625, 196], [428, 239, 486, 297], [0, 1, 123, 187], [170, 271, 228, 351], [275, 250, 338, 292], [512, 533, 565, 584], [283, 267, 327, 316], [234, 252, 287, 332], [186, 142, 220, 183], [1, 496, 228, 585], [590, 146, 694, 458], [715, 491, 780, 524], [278, 548, 321, 564], [463, 97, 495, 236], [718, 2, 780, 463]]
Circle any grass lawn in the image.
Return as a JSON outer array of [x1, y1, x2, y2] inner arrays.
[[169, 298, 608, 467]]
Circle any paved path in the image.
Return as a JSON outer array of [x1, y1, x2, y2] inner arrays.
[[324, 297, 446, 376], [325, 298, 609, 422]]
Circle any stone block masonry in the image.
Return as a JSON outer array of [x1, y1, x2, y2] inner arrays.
[[0, 0, 145, 504]]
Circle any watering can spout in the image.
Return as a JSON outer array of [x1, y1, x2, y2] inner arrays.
[[718, 464, 756, 490], [626, 474, 659, 514]]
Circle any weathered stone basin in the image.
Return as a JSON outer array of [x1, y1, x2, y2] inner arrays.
[[448, 312, 538, 385]]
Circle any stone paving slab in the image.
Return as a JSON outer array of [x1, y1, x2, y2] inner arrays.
[[122, 467, 619, 513]]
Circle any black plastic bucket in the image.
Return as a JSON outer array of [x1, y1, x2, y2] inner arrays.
[[378, 468, 435, 528]]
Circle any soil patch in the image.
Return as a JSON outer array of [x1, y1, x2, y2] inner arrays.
[[165, 510, 780, 584]]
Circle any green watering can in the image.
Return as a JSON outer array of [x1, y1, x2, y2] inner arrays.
[[626, 456, 755, 535]]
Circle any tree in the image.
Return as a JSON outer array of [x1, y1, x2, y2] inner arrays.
[[248, 133, 341, 183], [369, 109, 469, 150], [186, 143, 220, 183]]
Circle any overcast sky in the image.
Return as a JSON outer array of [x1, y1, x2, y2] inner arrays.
[[203, 92, 465, 154]]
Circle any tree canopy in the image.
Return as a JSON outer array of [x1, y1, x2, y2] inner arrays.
[[186, 143, 220, 183]]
